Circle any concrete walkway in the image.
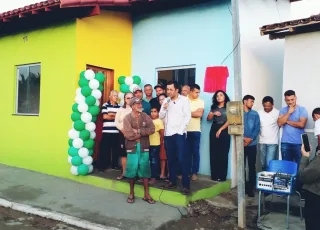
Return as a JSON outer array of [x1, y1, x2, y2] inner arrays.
[[0, 164, 183, 230]]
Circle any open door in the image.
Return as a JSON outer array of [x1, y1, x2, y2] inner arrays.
[[86, 65, 114, 161]]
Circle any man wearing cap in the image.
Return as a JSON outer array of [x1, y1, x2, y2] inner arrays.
[[133, 86, 151, 115], [149, 84, 165, 111], [123, 97, 155, 204]]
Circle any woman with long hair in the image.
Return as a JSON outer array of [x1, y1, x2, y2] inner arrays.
[[115, 92, 133, 180], [207, 90, 231, 182]]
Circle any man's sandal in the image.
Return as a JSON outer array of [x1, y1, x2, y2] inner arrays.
[[142, 197, 155, 204], [127, 195, 135, 204]]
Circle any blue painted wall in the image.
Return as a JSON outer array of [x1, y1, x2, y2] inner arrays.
[[132, 0, 234, 177]]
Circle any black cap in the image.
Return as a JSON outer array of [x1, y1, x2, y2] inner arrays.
[[154, 84, 165, 90]]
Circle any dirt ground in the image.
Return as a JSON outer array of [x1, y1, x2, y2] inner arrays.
[[0, 206, 83, 230], [159, 189, 259, 230]]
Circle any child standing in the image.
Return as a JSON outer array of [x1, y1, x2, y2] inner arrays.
[[149, 107, 164, 184]]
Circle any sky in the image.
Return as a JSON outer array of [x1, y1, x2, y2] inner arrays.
[[0, 0, 41, 13]]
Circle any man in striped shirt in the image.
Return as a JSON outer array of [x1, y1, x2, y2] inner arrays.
[[97, 90, 121, 172]]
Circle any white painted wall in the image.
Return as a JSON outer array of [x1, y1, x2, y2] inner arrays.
[[239, 0, 291, 110], [291, 0, 320, 20], [283, 32, 320, 130]]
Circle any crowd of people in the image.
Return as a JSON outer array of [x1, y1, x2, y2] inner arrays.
[[93, 81, 320, 227]]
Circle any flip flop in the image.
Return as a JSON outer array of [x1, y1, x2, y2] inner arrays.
[[117, 175, 125, 180], [127, 195, 135, 204], [143, 197, 155, 204]]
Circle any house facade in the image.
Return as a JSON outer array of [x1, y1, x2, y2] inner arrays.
[[0, 0, 236, 188]]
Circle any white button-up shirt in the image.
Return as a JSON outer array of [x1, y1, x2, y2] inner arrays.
[[159, 94, 191, 136]]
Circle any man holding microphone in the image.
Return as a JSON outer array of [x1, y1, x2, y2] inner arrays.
[[159, 81, 191, 195]]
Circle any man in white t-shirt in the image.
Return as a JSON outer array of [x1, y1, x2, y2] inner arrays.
[[312, 107, 320, 152], [258, 96, 280, 171]]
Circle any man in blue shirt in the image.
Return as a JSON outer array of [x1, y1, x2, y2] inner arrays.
[[243, 95, 260, 197], [278, 90, 308, 165], [132, 86, 151, 115]]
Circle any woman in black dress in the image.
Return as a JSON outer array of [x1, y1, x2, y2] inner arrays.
[[207, 90, 231, 181]]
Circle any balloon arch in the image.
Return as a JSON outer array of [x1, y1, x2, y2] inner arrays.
[[67, 71, 142, 176]]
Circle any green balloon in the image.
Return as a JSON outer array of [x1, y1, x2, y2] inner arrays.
[[80, 71, 86, 79], [81, 86, 92, 97], [84, 139, 95, 149], [74, 120, 85, 131], [91, 116, 97, 122], [80, 130, 90, 141], [88, 106, 100, 116], [85, 96, 96, 106], [77, 164, 89, 175], [133, 75, 141, 85], [88, 149, 94, 156], [95, 72, 105, 84], [71, 112, 81, 122], [78, 78, 89, 87], [68, 147, 78, 157], [72, 103, 79, 112], [71, 156, 82, 166], [120, 84, 130, 93], [98, 85, 104, 91], [118, 76, 126, 84], [68, 139, 73, 147]]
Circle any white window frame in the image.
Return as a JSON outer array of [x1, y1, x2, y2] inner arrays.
[[156, 64, 196, 85], [15, 63, 41, 116]]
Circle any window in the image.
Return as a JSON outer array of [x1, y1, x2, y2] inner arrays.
[[157, 66, 196, 87], [16, 64, 41, 115]]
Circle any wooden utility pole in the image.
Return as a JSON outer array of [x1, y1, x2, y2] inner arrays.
[[231, 0, 246, 228]]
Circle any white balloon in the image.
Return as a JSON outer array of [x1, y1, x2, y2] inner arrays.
[[70, 166, 79, 175], [83, 156, 93, 165], [78, 103, 88, 113], [78, 148, 89, 158], [68, 128, 79, 139], [125, 77, 134, 86], [84, 69, 95, 80], [118, 92, 124, 99], [73, 138, 84, 148], [88, 165, 94, 173], [129, 84, 138, 93], [75, 94, 85, 104], [85, 122, 96, 132], [76, 87, 82, 96], [91, 90, 102, 99], [90, 131, 96, 139], [81, 112, 92, 123], [68, 156, 72, 164], [89, 79, 99, 90], [94, 100, 100, 106]]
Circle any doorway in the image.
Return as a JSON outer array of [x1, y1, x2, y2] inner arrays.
[[86, 65, 114, 161]]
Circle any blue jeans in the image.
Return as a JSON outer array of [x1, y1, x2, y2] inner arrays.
[[281, 143, 302, 165], [187, 131, 201, 174], [149, 146, 160, 179], [165, 134, 190, 189], [259, 144, 278, 171]]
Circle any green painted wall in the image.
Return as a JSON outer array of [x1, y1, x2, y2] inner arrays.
[[0, 21, 78, 177]]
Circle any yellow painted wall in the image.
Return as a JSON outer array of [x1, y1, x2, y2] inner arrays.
[[76, 10, 132, 90], [0, 21, 78, 176]]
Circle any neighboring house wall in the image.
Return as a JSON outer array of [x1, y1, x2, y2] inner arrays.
[[239, 0, 291, 111], [0, 21, 77, 176], [76, 10, 132, 89], [131, 0, 234, 177], [283, 31, 320, 151]]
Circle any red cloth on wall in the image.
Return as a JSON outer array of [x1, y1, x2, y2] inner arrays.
[[204, 66, 229, 93]]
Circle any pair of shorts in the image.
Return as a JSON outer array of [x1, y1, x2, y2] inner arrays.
[[124, 143, 151, 179], [119, 132, 127, 157], [159, 143, 167, 160]]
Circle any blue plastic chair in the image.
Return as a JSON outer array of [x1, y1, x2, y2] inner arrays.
[[257, 160, 303, 229]]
